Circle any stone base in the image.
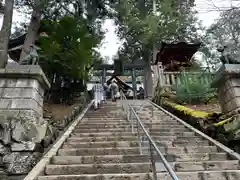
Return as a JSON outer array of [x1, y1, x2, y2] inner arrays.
[[212, 64, 240, 114], [218, 78, 240, 113], [0, 114, 55, 176], [0, 65, 50, 117], [0, 109, 39, 118], [0, 65, 51, 176]]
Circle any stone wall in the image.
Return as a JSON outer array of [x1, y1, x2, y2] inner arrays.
[[212, 64, 240, 115], [218, 78, 240, 114], [0, 65, 51, 179], [0, 78, 44, 117], [0, 65, 50, 118]]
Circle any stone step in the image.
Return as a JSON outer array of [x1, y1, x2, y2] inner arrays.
[[38, 170, 240, 180], [52, 152, 228, 165], [70, 132, 137, 137], [150, 128, 191, 132], [83, 117, 125, 119], [73, 128, 133, 133], [62, 142, 218, 153], [82, 118, 125, 121], [162, 139, 209, 147], [155, 136, 204, 142], [84, 116, 125, 119], [150, 131, 195, 136], [172, 160, 239, 172], [77, 124, 183, 129], [45, 163, 151, 175], [78, 122, 181, 127], [63, 141, 139, 148], [67, 136, 138, 142], [84, 115, 124, 117], [58, 147, 141, 156], [83, 118, 126, 120], [70, 131, 196, 138], [80, 121, 129, 124], [51, 155, 155, 164], [67, 137, 209, 146], [45, 160, 239, 175], [57, 147, 224, 158], [81, 119, 179, 123], [76, 125, 133, 129], [69, 134, 202, 141], [173, 152, 228, 162], [73, 127, 192, 133]]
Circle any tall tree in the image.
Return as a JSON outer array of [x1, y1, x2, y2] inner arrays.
[[0, 0, 14, 68], [111, 0, 199, 97], [39, 16, 104, 80], [19, 0, 42, 63], [198, 7, 240, 71], [206, 8, 240, 61], [17, 0, 110, 62]]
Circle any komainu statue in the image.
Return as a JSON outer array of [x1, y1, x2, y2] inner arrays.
[[19, 44, 39, 65], [217, 45, 240, 64]]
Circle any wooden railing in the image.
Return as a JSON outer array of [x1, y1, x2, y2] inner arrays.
[[159, 71, 215, 88]]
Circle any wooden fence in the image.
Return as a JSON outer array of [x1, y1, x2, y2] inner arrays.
[[159, 71, 215, 88]]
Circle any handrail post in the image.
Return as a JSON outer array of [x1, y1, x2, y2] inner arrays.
[[149, 140, 158, 180], [137, 121, 143, 154], [151, 103, 154, 118], [130, 110, 134, 133], [129, 106, 179, 180]]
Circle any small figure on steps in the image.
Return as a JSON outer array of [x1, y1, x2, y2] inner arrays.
[[110, 80, 120, 102], [92, 81, 104, 110]]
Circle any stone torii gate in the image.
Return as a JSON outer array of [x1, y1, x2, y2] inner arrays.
[[92, 63, 145, 98]]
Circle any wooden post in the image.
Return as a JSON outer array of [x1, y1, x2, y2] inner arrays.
[[102, 68, 106, 85], [158, 62, 164, 88], [132, 68, 137, 99]]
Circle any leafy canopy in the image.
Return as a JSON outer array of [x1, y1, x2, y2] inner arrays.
[[111, 0, 200, 63], [39, 16, 104, 79]]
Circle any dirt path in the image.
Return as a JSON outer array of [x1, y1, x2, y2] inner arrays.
[[43, 102, 76, 121]]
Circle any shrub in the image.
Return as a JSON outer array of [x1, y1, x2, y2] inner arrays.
[[174, 73, 216, 104]]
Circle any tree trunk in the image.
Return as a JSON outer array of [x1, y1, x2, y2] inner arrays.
[[19, 0, 41, 63], [0, 0, 14, 68], [144, 56, 153, 99]]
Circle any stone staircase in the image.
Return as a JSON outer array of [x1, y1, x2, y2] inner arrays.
[[36, 101, 240, 180]]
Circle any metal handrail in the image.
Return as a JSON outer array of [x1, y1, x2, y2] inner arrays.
[[148, 100, 240, 161], [120, 92, 179, 180]]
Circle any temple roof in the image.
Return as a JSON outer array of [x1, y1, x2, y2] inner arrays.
[[107, 76, 133, 91], [155, 42, 201, 68]]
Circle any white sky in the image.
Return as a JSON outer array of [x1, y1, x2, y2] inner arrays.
[[1, 0, 239, 61]]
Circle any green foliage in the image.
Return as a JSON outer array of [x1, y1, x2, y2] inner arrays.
[[110, 0, 202, 63], [39, 16, 104, 80], [174, 73, 215, 104], [200, 8, 240, 69]]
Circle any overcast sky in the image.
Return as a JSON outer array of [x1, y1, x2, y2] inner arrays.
[[99, 0, 239, 60], [2, 0, 240, 61]]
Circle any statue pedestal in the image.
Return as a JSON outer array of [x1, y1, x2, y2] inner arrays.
[[0, 65, 52, 176], [212, 64, 240, 115], [0, 65, 50, 117]]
